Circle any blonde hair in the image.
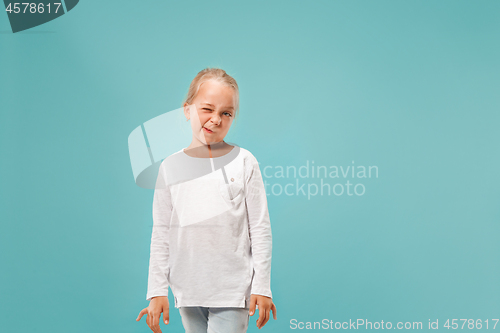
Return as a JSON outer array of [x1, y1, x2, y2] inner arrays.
[[183, 67, 240, 119]]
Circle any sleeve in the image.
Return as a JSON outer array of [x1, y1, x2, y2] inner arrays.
[[146, 161, 172, 301], [244, 153, 273, 299]]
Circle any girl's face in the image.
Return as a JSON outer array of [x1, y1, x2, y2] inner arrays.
[[184, 80, 236, 146]]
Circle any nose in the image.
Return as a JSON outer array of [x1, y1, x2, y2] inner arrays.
[[210, 113, 221, 125]]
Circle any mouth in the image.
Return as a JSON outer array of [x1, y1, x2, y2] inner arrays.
[[203, 127, 214, 133]]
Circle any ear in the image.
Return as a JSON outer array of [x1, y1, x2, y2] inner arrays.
[[183, 102, 190, 121]]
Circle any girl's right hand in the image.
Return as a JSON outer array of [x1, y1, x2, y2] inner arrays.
[[136, 296, 170, 333]]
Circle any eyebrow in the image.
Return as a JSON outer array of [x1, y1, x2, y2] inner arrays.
[[201, 103, 234, 111]]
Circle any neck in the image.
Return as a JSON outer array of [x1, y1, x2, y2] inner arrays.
[[187, 139, 227, 149], [185, 139, 230, 158]]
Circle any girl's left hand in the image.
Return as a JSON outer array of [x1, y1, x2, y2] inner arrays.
[[249, 294, 277, 329]]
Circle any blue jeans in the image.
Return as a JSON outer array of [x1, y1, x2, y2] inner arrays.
[[179, 307, 250, 333]]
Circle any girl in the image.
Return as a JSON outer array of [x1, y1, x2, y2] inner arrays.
[[136, 68, 277, 333]]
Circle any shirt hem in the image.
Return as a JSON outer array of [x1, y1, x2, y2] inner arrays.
[[174, 296, 249, 309]]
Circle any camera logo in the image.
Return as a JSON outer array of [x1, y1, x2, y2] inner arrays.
[[3, 0, 79, 33]]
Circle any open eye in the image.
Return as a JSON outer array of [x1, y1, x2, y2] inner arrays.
[[223, 112, 233, 117]]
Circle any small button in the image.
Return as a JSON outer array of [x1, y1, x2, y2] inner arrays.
[[231, 178, 234, 182]]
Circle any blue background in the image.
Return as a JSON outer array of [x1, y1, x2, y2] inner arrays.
[[1, 1, 499, 332]]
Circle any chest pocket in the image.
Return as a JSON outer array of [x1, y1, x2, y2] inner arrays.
[[171, 177, 230, 227], [219, 177, 245, 206]]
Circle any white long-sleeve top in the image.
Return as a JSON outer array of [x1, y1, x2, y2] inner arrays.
[[146, 146, 273, 308]]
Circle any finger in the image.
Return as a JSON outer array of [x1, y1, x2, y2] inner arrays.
[[136, 308, 147, 321], [147, 312, 158, 333], [249, 297, 257, 316], [262, 308, 270, 327], [259, 307, 269, 328], [157, 312, 165, 333], [152, 313, 162, 333], [271, 303, 277, 320], [257, 305, 265, 328]]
